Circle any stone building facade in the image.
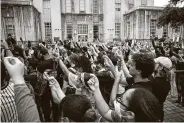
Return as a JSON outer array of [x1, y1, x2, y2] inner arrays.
[[1, 0, 42, 42], [61, 0, 103, 42]]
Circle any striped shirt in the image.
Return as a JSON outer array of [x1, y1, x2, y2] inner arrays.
[[1, 82, 18, 122]]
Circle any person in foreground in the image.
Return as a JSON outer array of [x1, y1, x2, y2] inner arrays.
[[3, 57, 40, 122], [87, 72, 162, 122], [3, 56, 97, 122]]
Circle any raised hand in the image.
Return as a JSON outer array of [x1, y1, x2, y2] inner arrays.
[[44, 74, 65, 104], [47, 76, 61, 92], [1, 40, 9, 49], [103, 55, 115, 70], [115, 49, 124, 60], [3, 57, 24, 83], [87, 74, 99, 92]]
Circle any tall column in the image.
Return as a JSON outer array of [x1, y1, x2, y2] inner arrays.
[[135, 11, 139, 39], [51, 0, 62, 42], [103, 0, 115, 42], [144, 10, 146, 39]]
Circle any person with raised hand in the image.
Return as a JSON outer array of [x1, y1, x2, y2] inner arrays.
[[87, 74, 135, 122], [1, 40, 14, 57], [3, 57, 40, 122], [115, 49, 132, 78], [88, 73, 162, 122], [1, 41, 19, 122], [109, 67, 122, 107], [44, 73, 65, 104], [44, 72, 97, 122], [102, 55, 115, 77]]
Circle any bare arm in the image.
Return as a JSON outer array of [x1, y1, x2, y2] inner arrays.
[[120, 57, 132, 78], [94, 88, 113, 121], [58, 59, 70, 77], [109, 71, 121, 107]]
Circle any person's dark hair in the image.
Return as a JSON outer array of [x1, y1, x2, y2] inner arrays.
[[108, 53, 118, 66], [42, 42, 45, 45], [29, 59, 38, 69], [33, 48, 39, 59], [60, 95, 97, 122], [127, 88, 162, 122], [82, 47, 88, 52], [132, 53, 155, 78], [96, 51, 106, 65], [28, 41, 31, 48], [96, 73, 114, 103], [72, 55, 92, 73], [39, 47, 48, 55]]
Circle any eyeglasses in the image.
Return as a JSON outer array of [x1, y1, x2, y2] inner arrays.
[[116, 92, 128, 110]]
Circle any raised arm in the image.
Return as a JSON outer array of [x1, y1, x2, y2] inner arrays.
[[4, 57, 40, 122], [103, 55, 116, 78], [87, 74, 113, 121], [1, 40, 13, 57], [109, 68, 122, 107], [116, 50, 132, 78], [58, 58, 70, 77], [44, 74, 66, 104]]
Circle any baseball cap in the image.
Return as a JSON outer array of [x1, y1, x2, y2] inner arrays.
[[154, 57, 172, 70]]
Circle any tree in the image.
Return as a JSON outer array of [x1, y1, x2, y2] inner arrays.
[[157, 0, 184, 28]]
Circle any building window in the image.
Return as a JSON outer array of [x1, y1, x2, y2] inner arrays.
[[128, 0, 134, 9], [115, 3, 121, 11], [127, 22, 130, 37], [78, 24, 88, 34], [67, 25, 73, 39], [141, 0, 147, 6], [43, 0, 51, 22], [94, 25, 99, 39], [4, 17, 16, 39], [66, 0, 71, 13], [163, 25, 168, 38], [150, 19, 156, 37], [45, 22, 52, 41], [115, 23, 121, 38], [93, 0, 99, 14], [79, 0, 85, 12]]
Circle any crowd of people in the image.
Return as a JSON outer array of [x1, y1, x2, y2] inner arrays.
[[1, 34, 184, 122]]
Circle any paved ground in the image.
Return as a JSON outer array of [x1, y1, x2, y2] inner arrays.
[[164, 92, 184, 122]]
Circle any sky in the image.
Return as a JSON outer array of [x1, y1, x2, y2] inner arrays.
[[154, 0, 169, 6]]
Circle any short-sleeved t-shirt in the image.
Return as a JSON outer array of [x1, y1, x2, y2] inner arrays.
[[125, 77, 152, 92]]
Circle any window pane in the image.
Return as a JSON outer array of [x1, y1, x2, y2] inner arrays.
[[66, 0, 71, 13], [45, 22, 52, 40], [80, 0, 85, 12], [93, 0, 99, 14], [150, 19, 156, 37], [141, 0, 147, 5], [4, 17, 16, 39], [78, 24, 88, 34], [115, 23, 121, 38]]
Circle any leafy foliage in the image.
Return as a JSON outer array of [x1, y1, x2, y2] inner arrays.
[[157, 0, 184, 28]]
